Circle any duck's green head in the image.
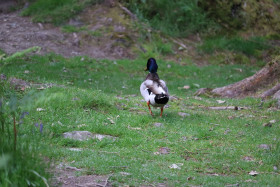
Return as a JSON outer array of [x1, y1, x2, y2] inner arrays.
[[145, 58, 158, 73]]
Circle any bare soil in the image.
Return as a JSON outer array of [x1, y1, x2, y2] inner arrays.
[[0, 4, 135, 59]]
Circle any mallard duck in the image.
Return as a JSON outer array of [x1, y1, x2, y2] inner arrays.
[[140, 58, 169, 117]]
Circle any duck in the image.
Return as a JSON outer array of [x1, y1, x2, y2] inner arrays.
[[140, 58, 169, 117]]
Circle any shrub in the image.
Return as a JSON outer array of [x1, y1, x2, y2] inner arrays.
[[122, 0, 218, 37]]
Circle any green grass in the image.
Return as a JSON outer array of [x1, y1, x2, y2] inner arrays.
[[199, 36, 271, 56], [0, 53, 279, 186], [21, 0, 101, 25]]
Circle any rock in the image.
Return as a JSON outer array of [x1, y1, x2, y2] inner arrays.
[[178, 112, 190, 118], [63, 131, 94, 141], [63, 131, 116, 141]]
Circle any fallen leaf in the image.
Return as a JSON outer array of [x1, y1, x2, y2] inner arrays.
[[216, 100, 226, 104], [128, 126, 141, 130], [120, 172, 131, 176], [158, 147, 170, 155], [242, 156, 255, 162], [244, 179, 257, 183], [183, 85, 190, 90], [178, 112, 190, 117], [249, 171, 258, 176], [107, 118, 115, 124], [193, 83, 200, 88], [153, 122, 163, 127], [169, 163, 182, 169]]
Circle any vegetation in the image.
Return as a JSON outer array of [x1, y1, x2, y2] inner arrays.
[[0, 82, 50, 187], [1, 53, 280, 186], [21, 0, 101, 25]]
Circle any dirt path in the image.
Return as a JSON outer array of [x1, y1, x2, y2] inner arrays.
[[0, 6, 134, 59]]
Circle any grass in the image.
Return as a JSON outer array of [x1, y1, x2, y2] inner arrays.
[[21, 0, 101, 25], [0, 53, 279, 186], [199, 36, 271, 56]]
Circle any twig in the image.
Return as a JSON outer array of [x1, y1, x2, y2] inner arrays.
[[118, 3, 137, 20], [109, 166, 128, 168], [102, 175, 110, 187], [189, 106, 248, 110]]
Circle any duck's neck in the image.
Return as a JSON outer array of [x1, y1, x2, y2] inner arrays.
[[146, 72, 160, 81]]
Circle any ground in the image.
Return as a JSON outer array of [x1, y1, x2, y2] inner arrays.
[[0, 4, 135, 60]]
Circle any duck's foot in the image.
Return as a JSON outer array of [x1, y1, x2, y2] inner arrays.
[[147, 101, 153, 116], [160, 107, 163, 117]]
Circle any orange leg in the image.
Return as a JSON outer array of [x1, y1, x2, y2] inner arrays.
[[160, 107, 163, 117], [147, 101, 153, 116]]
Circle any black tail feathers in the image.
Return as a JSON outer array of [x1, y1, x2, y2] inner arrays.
[[155, 94, 169, 105]]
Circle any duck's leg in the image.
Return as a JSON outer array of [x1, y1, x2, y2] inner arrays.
[[160, 107, 164, 117], [147, 101, 153, 116]]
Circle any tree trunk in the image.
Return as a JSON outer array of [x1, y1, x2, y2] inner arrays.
[[196, 56, 280, 99]]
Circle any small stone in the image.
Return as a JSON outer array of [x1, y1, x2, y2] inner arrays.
[[153, 122, 163, 127], [263, 123, 272, 127], [258, 144, 270, 150], [178, 112, 190, 118], [273, 166, 278, 171]]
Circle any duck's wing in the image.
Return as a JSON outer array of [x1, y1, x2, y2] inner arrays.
[[142, 79, 167, 95], [140, 80, 155, 102], [159, 80, 169, 95]]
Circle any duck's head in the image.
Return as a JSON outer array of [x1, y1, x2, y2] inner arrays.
[[145, 58, 158, 73]]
